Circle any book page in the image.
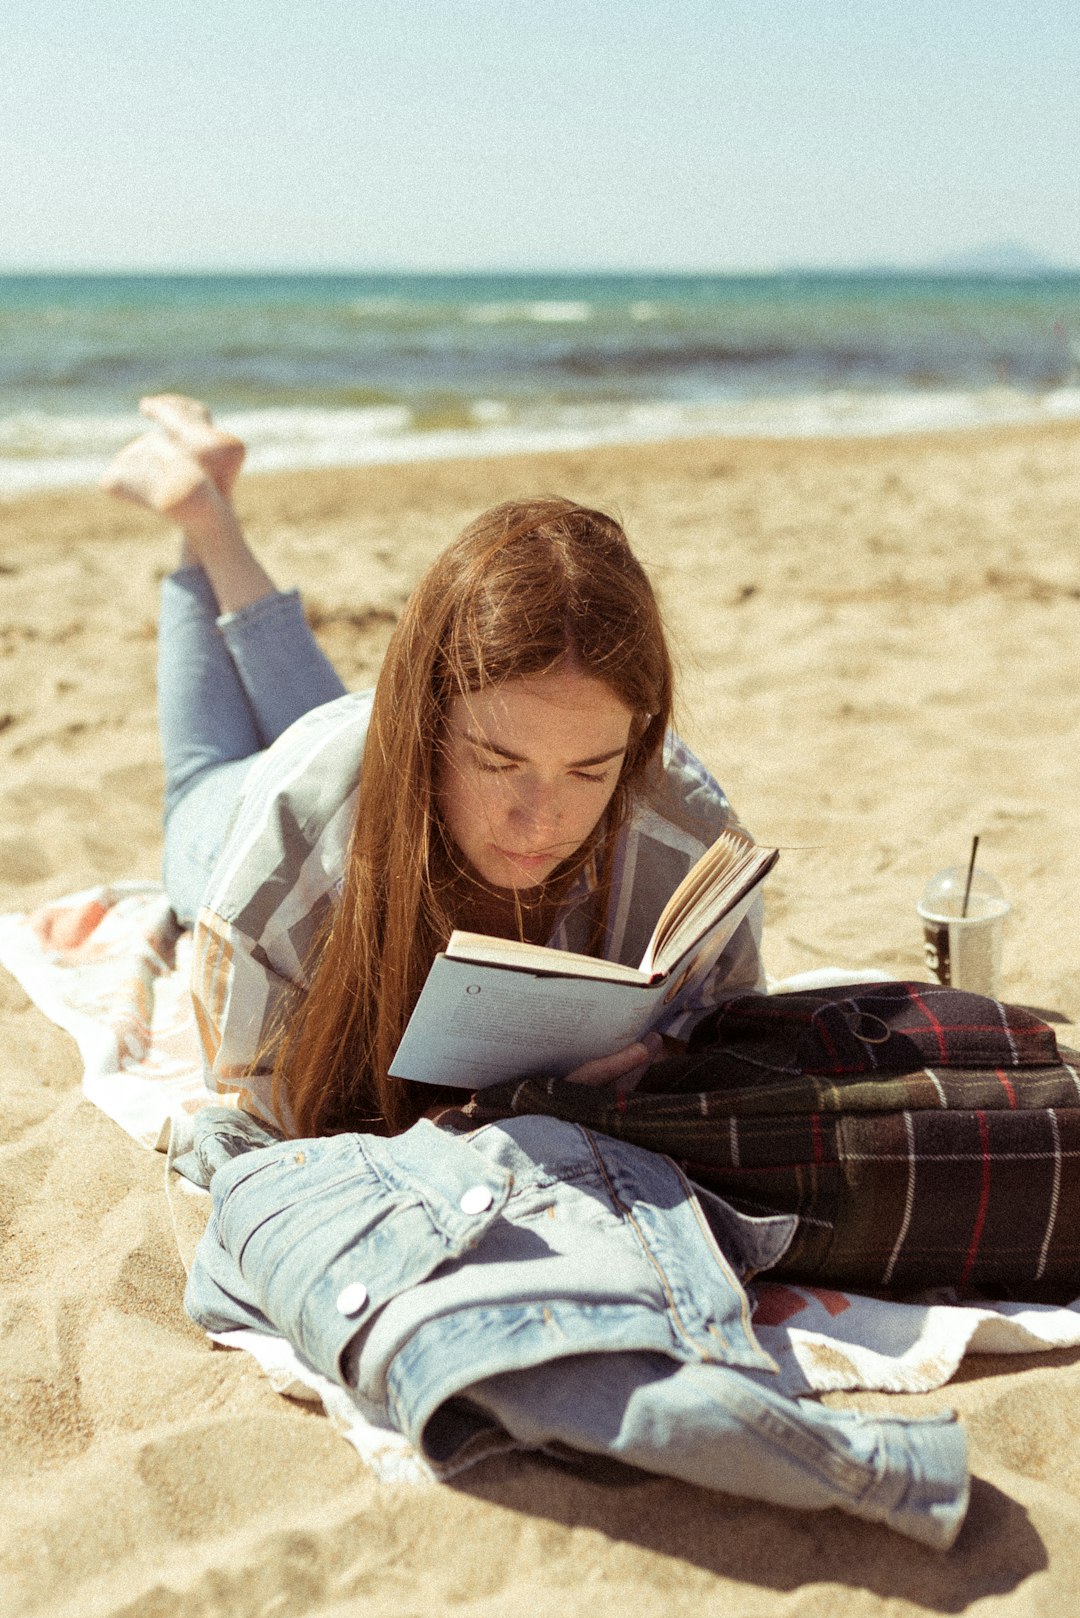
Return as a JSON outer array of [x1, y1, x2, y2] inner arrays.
[[642, 880, 763, 1023], [446, 932, 647, 985], [641, 832, 777, 975], [390, 956, 668, 1087], [644, 826, 755, 964], [646, 844, 777, 975]]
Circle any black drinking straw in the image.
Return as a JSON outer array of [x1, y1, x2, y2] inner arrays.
[[960, 834, 980, 918]]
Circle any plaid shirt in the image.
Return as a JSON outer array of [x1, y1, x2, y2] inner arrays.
[[463, 985, 1080, 1299], [190, 689, 764, 1127]]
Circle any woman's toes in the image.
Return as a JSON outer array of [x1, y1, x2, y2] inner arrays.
[[138, 396, 245, 497], [139, 394, 214, 429], [100, 433, 212, 516]]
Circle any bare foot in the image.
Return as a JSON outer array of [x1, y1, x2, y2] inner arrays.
[[139, 393, 246, 498], [103, 416, 275, 613], [100, 431, 216, 521]]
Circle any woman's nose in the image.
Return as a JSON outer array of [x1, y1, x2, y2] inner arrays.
[[511, 778, 561, 832]]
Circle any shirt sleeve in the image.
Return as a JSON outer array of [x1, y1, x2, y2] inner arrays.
[[651, 891, 766, 1043], [185, 692, 370, 1131], [190, 904, 300, 1129]]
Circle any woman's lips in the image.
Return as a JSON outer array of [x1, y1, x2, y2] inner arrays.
[[497, 847, 556, 868]]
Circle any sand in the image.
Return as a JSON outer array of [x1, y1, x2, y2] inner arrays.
[[3, 421, 1080, 1616]]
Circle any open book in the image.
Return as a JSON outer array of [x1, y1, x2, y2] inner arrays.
[[390, 828, 778, 1088]]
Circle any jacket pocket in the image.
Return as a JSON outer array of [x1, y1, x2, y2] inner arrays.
[[206, 1124, 513, 1387]]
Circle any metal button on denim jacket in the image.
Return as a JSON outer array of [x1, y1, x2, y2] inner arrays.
[[183, 1110, 796, 1431]]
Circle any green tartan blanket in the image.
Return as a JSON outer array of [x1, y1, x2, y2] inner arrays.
[[462, 987, 1080, 1298]]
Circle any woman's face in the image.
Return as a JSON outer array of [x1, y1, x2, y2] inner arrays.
[[436, 666, 634, 890]]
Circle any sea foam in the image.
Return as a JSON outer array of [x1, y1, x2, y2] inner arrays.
[[3, 386, 1080, 500]]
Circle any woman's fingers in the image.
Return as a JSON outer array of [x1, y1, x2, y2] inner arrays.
[[564, 1045, 644, 1087], [564, 1031, 663, 1089]]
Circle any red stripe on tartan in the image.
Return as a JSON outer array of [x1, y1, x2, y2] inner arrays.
[[908, 985, 949, 1063], [815, 1017, 841, 1066], [811, 1114, 824, 1163], [805, 1060, 1051, 1079], [959, 1111, 992, 1287], [997, 1070, 1017, 1108]]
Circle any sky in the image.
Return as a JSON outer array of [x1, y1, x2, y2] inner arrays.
[[3, 0, 1079, 274]]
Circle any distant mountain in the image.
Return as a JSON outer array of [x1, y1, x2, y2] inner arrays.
[[777, 243, 1074, 277], [924, 241, 1066, 276]]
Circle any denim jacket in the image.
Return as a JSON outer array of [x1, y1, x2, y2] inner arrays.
[[179, 1108, 969, 1548]]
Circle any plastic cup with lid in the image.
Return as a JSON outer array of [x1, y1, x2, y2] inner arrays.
[[917, 865, 1010, 997]]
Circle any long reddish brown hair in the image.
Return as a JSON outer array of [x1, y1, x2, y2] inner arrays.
[[271, 498, 674, 1136]]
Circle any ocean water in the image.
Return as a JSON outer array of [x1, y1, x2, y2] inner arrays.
[[2, 271, 1079, 496]]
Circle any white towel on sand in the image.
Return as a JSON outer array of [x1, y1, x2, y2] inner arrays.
[[5, 883, 1080, 1482]]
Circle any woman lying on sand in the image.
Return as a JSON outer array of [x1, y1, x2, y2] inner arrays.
[[102, 396, 765, 1135], [97, 397, 980, 1547]]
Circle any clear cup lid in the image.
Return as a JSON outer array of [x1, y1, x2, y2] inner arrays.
[[919, 865, 1008, 921]]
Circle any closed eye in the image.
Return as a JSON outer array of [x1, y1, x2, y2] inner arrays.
[[477, 759, 609, 785]]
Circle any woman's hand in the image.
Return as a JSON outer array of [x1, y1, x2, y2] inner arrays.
[[564, 1031, 664, 1094]]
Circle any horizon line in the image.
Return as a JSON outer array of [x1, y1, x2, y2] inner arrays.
[[1, 262, 1078, 279]]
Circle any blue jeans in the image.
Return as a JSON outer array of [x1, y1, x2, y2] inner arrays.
[[158, 566, 344, 924], [180, 1107, 970, 1548]]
